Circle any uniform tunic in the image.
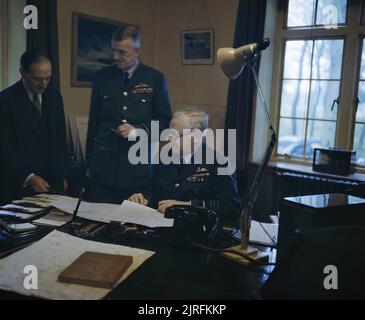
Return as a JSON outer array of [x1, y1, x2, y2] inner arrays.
[[146, 144, 242, 222], [86, 63, 173, 189]]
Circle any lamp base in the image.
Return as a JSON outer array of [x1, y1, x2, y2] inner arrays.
[[221, 245, 270, 266]]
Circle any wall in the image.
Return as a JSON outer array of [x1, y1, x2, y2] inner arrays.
[[0, 0, 26, 89], [156, 0, 239, 130], [58, 0, 158, 117], [58, 0, 239, 131]]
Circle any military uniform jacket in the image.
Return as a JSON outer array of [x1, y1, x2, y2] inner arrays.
[[146, 144, 242, 222], [86, 63, 172, 188]]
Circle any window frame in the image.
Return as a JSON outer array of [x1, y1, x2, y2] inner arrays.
[[284, 0, 350, 29], [277, 35, 346, 160], [270, 0, 365, 172]]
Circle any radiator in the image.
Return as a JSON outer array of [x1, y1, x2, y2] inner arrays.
[[277, 171, 359, 199]]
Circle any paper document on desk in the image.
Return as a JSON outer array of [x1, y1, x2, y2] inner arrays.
[[116, 201, 173, 228], [50, 198, 122, 221], [0, 211, 33, 219], [32, 210, 72, 227], [13, 199, 50, 208], [249, 220, 278, 247], [50, 198, 173, 228], [0, 230, 154, 300], [8, 223, 38, 232], [0, 204, 44, 214]]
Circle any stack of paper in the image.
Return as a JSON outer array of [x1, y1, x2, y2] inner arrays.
[[50, 199, 174, 228], [7, 223, 38, 232], [32, 211, 72, 227], [0, 195, 73, 228], [0, 204, 44, 214]]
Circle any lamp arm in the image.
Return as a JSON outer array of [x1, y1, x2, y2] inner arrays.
[[240, 61, 277, 249], [248, 63, 275, 131]]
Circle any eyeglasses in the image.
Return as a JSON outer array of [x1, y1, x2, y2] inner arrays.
[[30, 76, 52, 82]]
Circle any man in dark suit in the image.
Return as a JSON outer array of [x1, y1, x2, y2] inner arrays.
[[0, 49, 67, 202], [86, 26, 172, 204], [129, 110, 242, 223]]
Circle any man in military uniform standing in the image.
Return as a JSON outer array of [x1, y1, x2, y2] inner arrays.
[[86, 26, 172, 204], [129, 110, 241, 222]]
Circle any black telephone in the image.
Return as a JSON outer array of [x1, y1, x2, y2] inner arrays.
[[164, 205, 219, 245]]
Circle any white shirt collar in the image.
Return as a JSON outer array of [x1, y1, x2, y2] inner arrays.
[[181, 134, 207, 164], [182, 153, 193, 164], [22, 80, 42, 104], [182, 143, 203, 164], [125, 61, 139, 79]]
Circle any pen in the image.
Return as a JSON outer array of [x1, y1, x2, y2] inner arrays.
[[72, 188, 86, 222]]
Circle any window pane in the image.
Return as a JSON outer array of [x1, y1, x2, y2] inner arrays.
[[357, 82, 365, 122], [360, 40, 365, 80], [316, 0, 347, 26], [280, 80, 310, 118], [308, 80, 340, 120], [278, 118, 306, 157], [354, 124, 365, 165], [283, 40, 313, 79], [356, 40, 365, 166], [306, 120, 336, 158], [312, 40, 344, 79], [287, 0, 316, 27]]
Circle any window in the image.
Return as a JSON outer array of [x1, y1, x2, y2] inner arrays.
[[278, 39, 343, 158], [0, 0, 26, 89], [287, 0, 348, 28], [354, 39, 365, 165], [274, 0, 365, 168]]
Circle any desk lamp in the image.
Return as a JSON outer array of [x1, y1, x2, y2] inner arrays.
[[217, 38, 277, 265]]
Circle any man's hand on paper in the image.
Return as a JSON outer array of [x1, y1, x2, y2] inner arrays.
[[128, 193, 149, 206], [158, 200, 191, 214], [29, 175, 50, 193]]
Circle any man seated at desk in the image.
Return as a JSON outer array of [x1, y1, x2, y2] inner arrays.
[[129, 109, 241, 222]]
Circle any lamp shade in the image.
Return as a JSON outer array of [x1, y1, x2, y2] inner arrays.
[[217, 43, 258, 79]]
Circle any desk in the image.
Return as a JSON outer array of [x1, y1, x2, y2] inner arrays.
[[0, 219, 273, 300], [277, 193, 365, 262]]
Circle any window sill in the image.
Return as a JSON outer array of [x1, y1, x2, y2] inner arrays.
[[268, 160, 365, 183]]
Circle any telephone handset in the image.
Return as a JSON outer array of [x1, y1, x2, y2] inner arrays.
[[164, 205, 219, 245]]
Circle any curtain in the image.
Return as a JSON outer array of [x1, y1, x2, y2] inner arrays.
[[225, 0, 267, 175], [26, 0, 60, 90]]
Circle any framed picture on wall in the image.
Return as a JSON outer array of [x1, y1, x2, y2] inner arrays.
[[72, 12, 138, 87], [181, 29, 214, 65]]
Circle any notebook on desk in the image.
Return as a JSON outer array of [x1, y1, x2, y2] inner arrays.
[[58, 251, 133, 289]]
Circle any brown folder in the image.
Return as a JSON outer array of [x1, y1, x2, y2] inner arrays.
[[58, 251, 133, 289]]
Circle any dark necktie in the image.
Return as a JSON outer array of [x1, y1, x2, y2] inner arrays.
[[122, 71, 129, 89], [33, 94, 42, 116]]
